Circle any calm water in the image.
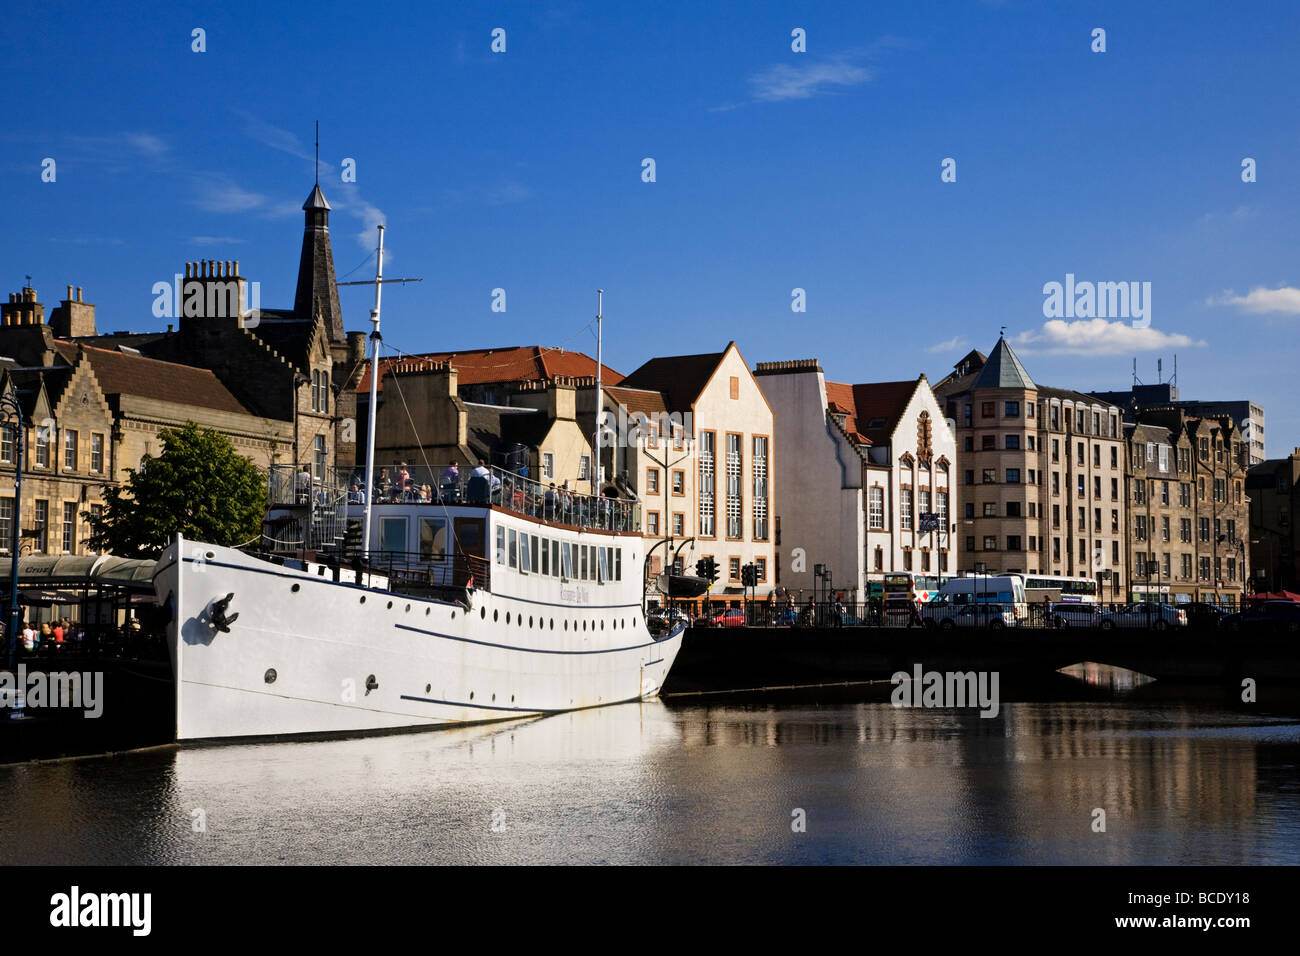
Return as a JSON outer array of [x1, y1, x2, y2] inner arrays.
[[3, 670, 1299, 865]]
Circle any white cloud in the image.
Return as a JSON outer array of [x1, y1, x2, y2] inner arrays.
[[1207, 286, 1300, 314], [749, 58, 872, 101], [926, 336, 967, 353], [1014, 319, 1205, 356], [123, 132, 169, 156], [190, 235, 249, 246], [194, 180, 268, 213]]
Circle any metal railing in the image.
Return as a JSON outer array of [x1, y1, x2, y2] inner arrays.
[[663, 599, 1245, 630]]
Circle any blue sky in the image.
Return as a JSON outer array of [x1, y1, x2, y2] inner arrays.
[[4, 1, 1300, 453]]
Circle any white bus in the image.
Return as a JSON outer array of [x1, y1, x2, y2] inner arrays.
[[1022, 574, 1099, 605], [930, 574, 1028, 624]]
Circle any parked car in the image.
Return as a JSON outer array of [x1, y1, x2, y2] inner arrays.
[[1182, 601, 1228, 630], [1097, 603, 1187, 631], [703, 608, 747, 628], [647, 607, 691, 633], [934, 603, 1016, 630], [1220, 600, 1300, 634], [1048, 603, 1100, 628]]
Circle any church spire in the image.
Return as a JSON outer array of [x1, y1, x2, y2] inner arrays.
[[293, 183, 344, 342]]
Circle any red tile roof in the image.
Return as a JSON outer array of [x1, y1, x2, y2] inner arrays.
[[356, 346, 622, 393], [824, 379, 922, 445], [53, 342, 251, 415], [605, 385, 668, 418]]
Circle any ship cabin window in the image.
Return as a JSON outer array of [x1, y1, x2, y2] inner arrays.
[[496, 526, 506, 564], [531, 535, 540, 574], [580, 545, 589, 579], [562, 542, 573, 580], [598, 547, 608, 583], [541, 538, 550, 575], [508, 529, 518, 569], [419, 518, 448, 560], [519, 532, 531, 573], [380, 517, 407, 554], [615, 549, 622, 581], [552, 541, 560, 577]]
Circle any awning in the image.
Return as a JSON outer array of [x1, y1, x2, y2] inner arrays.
[[0, 554, 158, 589]]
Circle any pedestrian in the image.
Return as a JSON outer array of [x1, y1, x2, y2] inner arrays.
[[21, 621, 35, 652]]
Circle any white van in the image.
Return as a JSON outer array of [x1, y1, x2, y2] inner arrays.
[[926, 575, 1027, 625]]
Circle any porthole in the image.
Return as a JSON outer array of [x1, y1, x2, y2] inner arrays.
[[492, 694, 496, 702], [549, 619, 554, 630], [206, 551, 215, 560], [448, 610, 453, 618], [428, 608, 433, 616], [470, 691, 475, 700], [601, 620, 605, 630], [387, 601, 393, 610], [511, 695, 515, 703], [506, 612, 511, 624], [563, 620, 568, 631], [481, 607, 486, 619], [494, 610, 499, 622], [359, 596, 366, 604], [582, 621, 587, 631], [425, 683, 431, 693], [529, 616, 534, 628], [405, 604, 411, 612], [291, 583, 300, 593], [264, 668, 277, 684]]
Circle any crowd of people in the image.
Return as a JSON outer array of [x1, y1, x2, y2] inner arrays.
[[11, 615, 150, 656]]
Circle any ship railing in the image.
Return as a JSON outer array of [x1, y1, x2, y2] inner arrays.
[[266, 464, 351, 551], [361, 550, 491, 593], [350, 462, 641, 534]]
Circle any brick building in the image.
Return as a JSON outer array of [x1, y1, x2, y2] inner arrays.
[[1247, 449, 1300, 592]]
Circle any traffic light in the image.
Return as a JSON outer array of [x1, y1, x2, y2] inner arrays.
[[695, 558, 708, 579], [741, 563, 756, 587], [700, 557, 719, 586]]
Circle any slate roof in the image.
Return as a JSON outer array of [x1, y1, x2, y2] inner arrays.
[[604, 385, 667, 418], [52, 341, 250, 415], [616, 349, 726, 413], [970, 337, 1035, 390]]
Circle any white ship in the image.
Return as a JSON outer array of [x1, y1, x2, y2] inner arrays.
[[154, 476, 683, 741], [152, 233, 684, 742]]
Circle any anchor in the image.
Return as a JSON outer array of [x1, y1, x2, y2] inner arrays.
[[210, 592, 239, 633]]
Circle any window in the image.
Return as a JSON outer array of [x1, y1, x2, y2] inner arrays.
[[1134, 481, 1146, 505], [1178, 447, 1189, 472], [1007, 535, 1022, 551], [519, 533, 531, 574], [1006, 468, 1021, 483], [647, 512, 659, 536], [578, 455, 591, 481], [983, 501, 998, 517], [1093, 476, 1101, 498], [725, 433, 742, 538], [33, 499, 48, 553], [1161, 516, 1170, 542], [1053, 538, 1061, 561], [1076, 475, 1084, 498], [1052, 472, 1060, 495], [1160, 481, 1169, 505], [875, 546, 884, 571], [1007, 501, 1021, 517], [965, 502, 975, 518], [1078, 506, 1085, 529], [1112, 510, 1120, 533], [1093, 412, 1101, 434], [1111, 446, 1118, 468], [1028, 502, 1036, 517], [1095, 507, 1102, 530], [903, 549, 913, 571], [755, 557, 767, 582], [1093, 445, 1100, 467], [496, 527, 506, 564], [1135, 515, 1147, 540], [1111, 478, 1119, 500], [982, 536, 998, 551], [35, 427, 49, 468], [1028, 469, 1035, 484], [965, 536, 975, 552], [869, 487, 884, 529], [964, 470, 975, 485], [647, 422, 659, 448], [1180, 518, 1191, 542], [1028, 404, 1035, 419], [91, 433, 104, 473], [62, 501, 75, 553], [1027, 436, 1036, 451], [937, 491, 948, 528], [981, 401, 995, 418], [672, 470, 685, 495], [901, 488, 913, 530], [1005, 401, 1020, 417], [541, 452, 554, 479], [964, 436, 974, 452], [699, 432, 715, 537], [1052, 439, 1060, 462], [1051, 407, 1060, 430], [1198, 518, 1210, 542], [647, 468, 660, 494], [1029, 535, 1037, 551], [982, 469, 997, 484], [1077, 442, 1085, 466], [1199, 556, 1211, 581], [508, 528, 518, 568], [1182, 554, 1192, 579], [918, 489, 930, 524], [0, 424, 13, 463], [1005, 434, 1019, 450], [0, 498, 11, 554], [753, 436, 769, 540], [313, 435, 326, 481], [672, 512, 684, 536], [729, 556, 740, 581], [982, 435, 996, 450]]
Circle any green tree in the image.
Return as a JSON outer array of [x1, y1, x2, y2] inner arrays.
[[86, 422, 267, 557]]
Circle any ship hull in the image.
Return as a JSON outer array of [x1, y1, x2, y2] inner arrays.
[[153, 537, 684, 742]]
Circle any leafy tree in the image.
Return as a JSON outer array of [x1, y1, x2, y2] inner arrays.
[[86, 422, 267, 557]]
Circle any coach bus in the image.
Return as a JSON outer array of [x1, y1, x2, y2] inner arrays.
[[881, 572, 942, 609], [1022, 574, 1099, 605]]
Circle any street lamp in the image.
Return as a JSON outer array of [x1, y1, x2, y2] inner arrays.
[[1, 386, 24, 671]]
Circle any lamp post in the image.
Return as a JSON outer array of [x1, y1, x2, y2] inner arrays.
[[1, 387, 24, 671]]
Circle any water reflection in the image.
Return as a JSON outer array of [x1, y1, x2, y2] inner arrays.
[[1, 684, 1297, 865]]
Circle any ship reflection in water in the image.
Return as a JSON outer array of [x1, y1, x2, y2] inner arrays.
[[1059, 661, 1157, 692], [2, 684, 1299, 865]]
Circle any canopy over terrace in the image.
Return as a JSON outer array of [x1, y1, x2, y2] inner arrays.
[[0, 554, 160, 621]]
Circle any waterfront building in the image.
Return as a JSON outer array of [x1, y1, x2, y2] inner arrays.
[[1247, 448, 1300, 592], [933, 336, 1128, 590], [754, 360, 956, 600], [1092, 382, 1266, 465], [609, 343, 775, 597]]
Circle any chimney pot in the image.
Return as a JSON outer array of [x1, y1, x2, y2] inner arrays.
[[76, 286, 82, 302], [66, 285, 73, 300], [233, 260, 239, 276]]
